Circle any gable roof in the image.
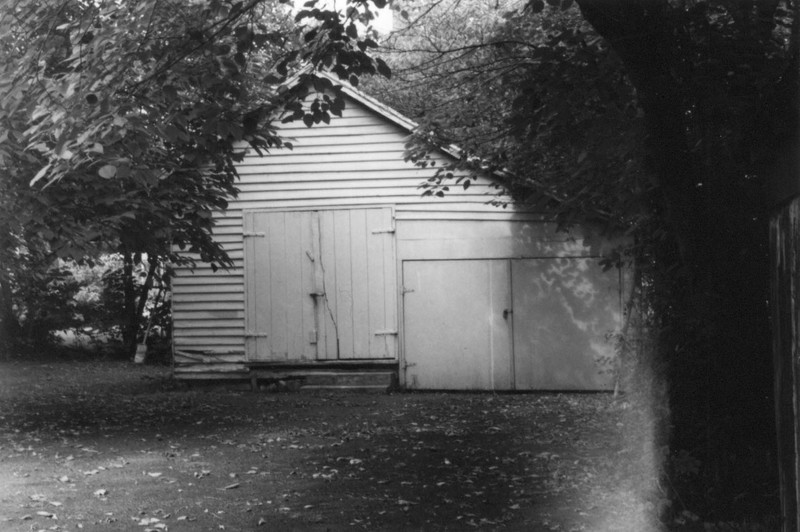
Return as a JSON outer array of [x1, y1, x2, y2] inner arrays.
[[316, 71, 419, 134], [284, 70, 465, 162], [276, 69, 523, 203]]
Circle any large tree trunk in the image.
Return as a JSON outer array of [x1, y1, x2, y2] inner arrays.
[[768, 51, 800, 528], [576, 0, 779, 519], [0, 271, 19, 355], [133, 257, 158, 345], [121, 251, 138, 357], [767, 12, 800, 528], [770, 199, 800, 532]]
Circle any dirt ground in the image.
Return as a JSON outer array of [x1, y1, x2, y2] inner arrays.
[[0, 358, 657, 531]]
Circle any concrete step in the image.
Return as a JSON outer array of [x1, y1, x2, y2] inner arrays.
[[249, 369, 397, 391], [302, 371, 396, 389]]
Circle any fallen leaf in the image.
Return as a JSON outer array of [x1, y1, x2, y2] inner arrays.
[[94, 489, 108, 497], [147, 472, 163, 478], [221, 483, 240, 490]]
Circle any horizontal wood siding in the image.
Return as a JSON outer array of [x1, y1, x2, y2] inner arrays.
[[172, 90, 545, 368]]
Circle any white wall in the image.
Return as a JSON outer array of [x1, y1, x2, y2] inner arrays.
[[171, 87, 615, 379]]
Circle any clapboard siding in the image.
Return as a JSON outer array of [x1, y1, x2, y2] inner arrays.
[[172, 83, 523, 362], [172, 310, 243, 321], [236, 172, 453, 185], [174, 293, 244, 303], [173, 276, 242, 286], [239, 150, 415, 166], [241, 147, 407, 161]]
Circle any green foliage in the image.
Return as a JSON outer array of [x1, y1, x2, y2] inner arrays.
[[96, 263, 129, 337], [0, 0, 390, 351], [0, 250, 92, 349], [0, 253, 136, 352], [14, 263, 82, 346], [370, 0, 646, 233], [0, 0, 389, 263]]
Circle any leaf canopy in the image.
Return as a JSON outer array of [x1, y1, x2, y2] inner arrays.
[[0, 0, 389, 267]]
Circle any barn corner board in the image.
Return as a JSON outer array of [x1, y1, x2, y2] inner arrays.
[[171, 74, 625, 391]]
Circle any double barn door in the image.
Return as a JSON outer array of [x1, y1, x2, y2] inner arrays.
[[244, 208, 397, 362], [402, 258, 621, 390]]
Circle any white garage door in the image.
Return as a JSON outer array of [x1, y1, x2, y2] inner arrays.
[[402, 258, 621, 390]]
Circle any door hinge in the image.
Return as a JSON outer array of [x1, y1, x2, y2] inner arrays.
[[371, 228, 395, 234], [402, 287, 415, 295], [245, 331, 269, 338], [374, 330, 398, 336], [243, 232, 266, 238]]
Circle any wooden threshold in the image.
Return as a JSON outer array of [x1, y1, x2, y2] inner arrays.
[[246, 359, 398, 369]]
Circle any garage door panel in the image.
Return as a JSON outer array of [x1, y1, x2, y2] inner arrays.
[[512, 258, 619, 390], [401, 258, 621, 391], [402, 260, 512, 390]]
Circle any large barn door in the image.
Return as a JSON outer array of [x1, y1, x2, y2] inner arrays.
[[245, 208, 396, 362]]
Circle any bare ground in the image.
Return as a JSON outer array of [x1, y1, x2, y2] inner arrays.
[[0, 358, 657, 531]]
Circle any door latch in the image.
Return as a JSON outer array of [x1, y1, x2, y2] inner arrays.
[[503, 309, 512, 320]]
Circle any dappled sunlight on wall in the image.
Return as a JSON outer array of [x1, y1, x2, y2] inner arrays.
[[511, 257, 621, 390]]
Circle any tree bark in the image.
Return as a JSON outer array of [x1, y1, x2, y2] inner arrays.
[[134, 257, 158, 345], [768, 46, 800, 531], [0, 271, 19, 355], [770, 200, 800, 532], [576, 0, 779, 518], [121, 251, 137, 357]]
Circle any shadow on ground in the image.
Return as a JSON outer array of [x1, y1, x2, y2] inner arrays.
[[0, 359, 656, 531]]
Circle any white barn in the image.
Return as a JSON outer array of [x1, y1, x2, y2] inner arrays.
[[171, 76, 623, 391]]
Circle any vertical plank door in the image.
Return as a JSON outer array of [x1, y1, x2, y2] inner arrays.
[[245, 210, 317, 361], [316, 208, 397, 359], [245, 208, 396, 362]]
